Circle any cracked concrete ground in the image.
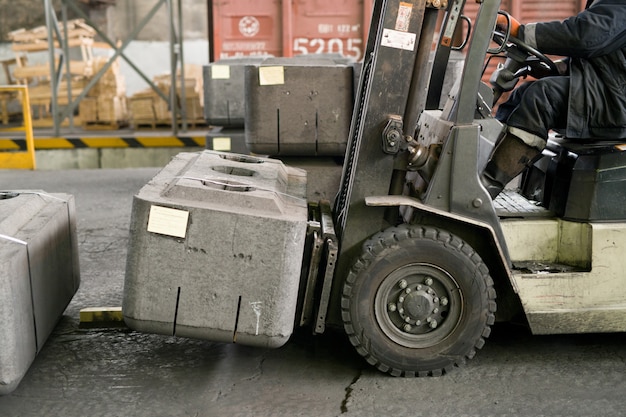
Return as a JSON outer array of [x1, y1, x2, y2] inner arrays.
[[2, 166, 626, 417]]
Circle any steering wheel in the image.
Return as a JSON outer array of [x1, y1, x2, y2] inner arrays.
[[489, 11, 559, 74], [493, 31, 559, 74]]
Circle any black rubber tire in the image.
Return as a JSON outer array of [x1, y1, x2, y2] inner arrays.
[[341, 224, 497, 377]]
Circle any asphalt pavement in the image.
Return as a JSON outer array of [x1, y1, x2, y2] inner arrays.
[[1, 165, 626, 417]]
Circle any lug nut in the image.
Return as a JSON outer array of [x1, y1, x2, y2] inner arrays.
[[430, 320, 438, 329], [388, 303, 397, 312], [441, 297, 449, 306], [425, 278, 433, 286], [405, 288, 412, 294], [405, 316, 411, 323], [403, 324, 412, 332], [399, 296, 405, 303], [398, 279, 408, 289]]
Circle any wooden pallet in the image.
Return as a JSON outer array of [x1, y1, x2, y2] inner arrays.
[[133, 118, 175, 130], [82, 120, 128, 130], [31, 116, 82, 129], [8, 19, 96, 44], [133, 118, 207, 130]]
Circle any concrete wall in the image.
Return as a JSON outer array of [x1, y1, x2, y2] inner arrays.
[[106, 0, 208, 42], [0, 0, 69, 42], [114, 40, 209, 96]]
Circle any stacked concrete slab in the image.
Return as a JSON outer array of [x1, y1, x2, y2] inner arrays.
[[244, 56, 354, 157], [123, 150, 309, 348], [0, 191, 80, 395], [203, 57, 268, 154]]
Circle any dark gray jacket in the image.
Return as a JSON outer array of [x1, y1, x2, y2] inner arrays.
[[520, 0, 626, 139]]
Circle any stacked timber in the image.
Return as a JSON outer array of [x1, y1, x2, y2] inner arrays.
[[78, 58, 129, 129], [129, 65, 204, 128], [6, 19, 129, 129]]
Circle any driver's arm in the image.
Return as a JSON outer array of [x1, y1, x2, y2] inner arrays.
[[517, 3, 626, 59], [496, 14, 568, 78]]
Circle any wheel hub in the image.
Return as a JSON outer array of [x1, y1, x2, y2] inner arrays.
[[384, 274, 452, 336], [399, 288, 437, 322]]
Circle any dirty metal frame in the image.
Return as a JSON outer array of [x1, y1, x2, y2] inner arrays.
[[42, 0, 188, 136]]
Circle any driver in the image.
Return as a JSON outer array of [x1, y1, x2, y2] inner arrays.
[[480, 0, 626, 199]]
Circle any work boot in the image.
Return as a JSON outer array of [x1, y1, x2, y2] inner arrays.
[[480, 133, 542, 199]]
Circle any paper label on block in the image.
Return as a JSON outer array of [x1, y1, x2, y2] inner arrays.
[[147, 205, 189, 238], [212, 137, 232, 151], [381, 28, 416, 51], [259, 66, 285, 85], [211, 65, 231, 79]]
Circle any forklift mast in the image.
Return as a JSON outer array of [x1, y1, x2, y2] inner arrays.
[[328, 0, 507, 326]]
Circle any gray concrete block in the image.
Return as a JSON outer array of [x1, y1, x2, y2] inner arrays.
[[205, 126, 248, 154], [244, 57, 354, 157], [278, 156, 344, 204], [203, 57, 268, 128], [99, 147, 203, 169], [0, 191, 80, 395], [123, 151, 308, 348]]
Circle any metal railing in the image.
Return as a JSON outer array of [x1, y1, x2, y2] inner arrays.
[[0, 85, 36, 170]]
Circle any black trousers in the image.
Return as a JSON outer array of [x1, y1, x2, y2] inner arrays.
[[495, 76, 570, 141]]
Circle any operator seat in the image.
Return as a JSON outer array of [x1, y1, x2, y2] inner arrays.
[[521, 134, 626, 221]]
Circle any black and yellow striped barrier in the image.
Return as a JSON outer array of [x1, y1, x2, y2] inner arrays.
[[0, 135, 206, 150]]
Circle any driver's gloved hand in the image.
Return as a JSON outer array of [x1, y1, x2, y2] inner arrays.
[[528, 58, 569, 78], [496, 14, 520, 37], [528, 60, 554, 79]]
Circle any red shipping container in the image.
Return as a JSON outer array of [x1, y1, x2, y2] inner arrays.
[[209, 0, 374, 61]]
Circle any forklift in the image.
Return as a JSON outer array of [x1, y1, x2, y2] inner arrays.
[[124, 0, 626, 377]]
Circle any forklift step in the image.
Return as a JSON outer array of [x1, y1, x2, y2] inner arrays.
[[494, 190, 553, 218]]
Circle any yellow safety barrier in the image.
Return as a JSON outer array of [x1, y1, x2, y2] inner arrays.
[[0, 85, 36, 169]]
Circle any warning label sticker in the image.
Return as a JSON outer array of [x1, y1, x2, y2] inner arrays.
[[381, 28, 416, 51], [396, 2, 413, 32]]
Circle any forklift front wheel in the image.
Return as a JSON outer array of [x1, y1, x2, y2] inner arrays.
[[341, 224, 496, 376]]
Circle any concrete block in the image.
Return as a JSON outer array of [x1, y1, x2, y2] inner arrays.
[[279, 156, 343, 204], [99, 147, 203, 169], [0, 191, 80, 395], [244, 56, 354, 157], [123, 150, 308, 348], [203, 57, 268, 128], [205, 126, 248, 154]]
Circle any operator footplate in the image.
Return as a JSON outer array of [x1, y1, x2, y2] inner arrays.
[[494, 190, 553, 218]]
